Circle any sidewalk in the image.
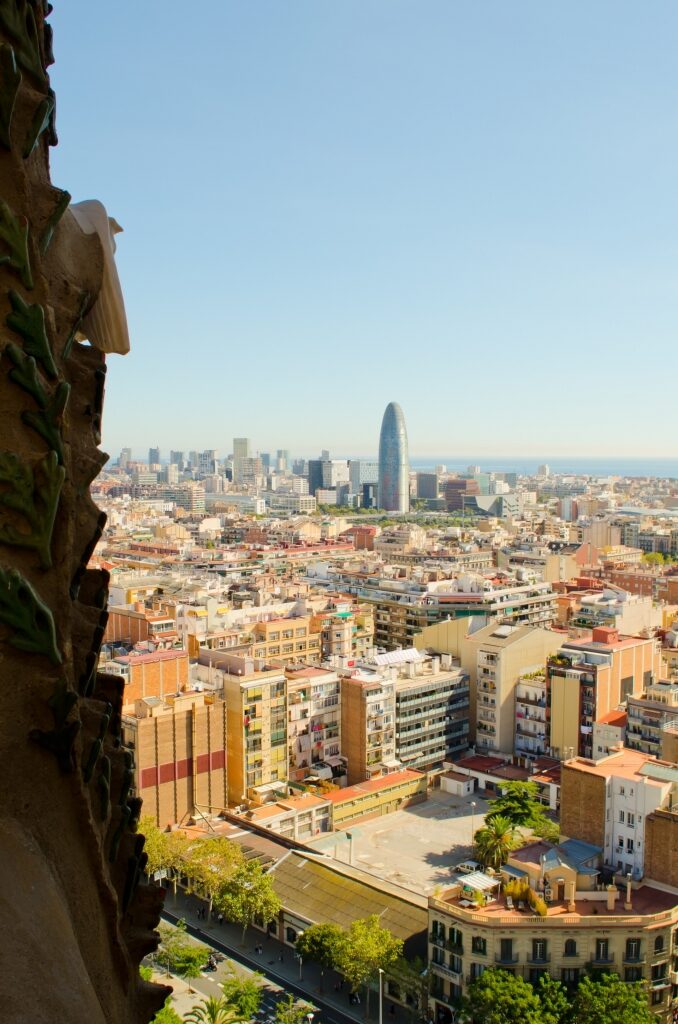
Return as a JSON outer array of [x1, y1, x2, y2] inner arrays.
[[160, 886, 417, 1024]]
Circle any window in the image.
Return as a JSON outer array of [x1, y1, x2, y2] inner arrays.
[[654, 936, 664, 955], [564, 939, 577, 958], [626, 838, 634, 853], [595, 939, 609, 962], [627, 813, 634, 828], [500, 938, 514, 963], [625, 967, 642, 982], [619, 810, 625, 823], [561, 968, 579, 988], [619, 785, 625, 796], [625, 939, 641, 961], [532, 940, 547, 962], [651, 990, 663, 1006], [472, 936, 487, 955]]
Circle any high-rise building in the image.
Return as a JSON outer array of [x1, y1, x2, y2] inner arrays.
[[378, 401, 409, 512], [233, 437, 251, 460], [349, 460, 379, 493], [148, 446, 161, 466], [118, 447, 132, 469], [276, 449, 289, 472], [170, 450, 184, 466]]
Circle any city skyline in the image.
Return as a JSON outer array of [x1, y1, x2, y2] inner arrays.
[[49, 4, 678, 457]]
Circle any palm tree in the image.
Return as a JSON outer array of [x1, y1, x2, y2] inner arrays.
[[473, 814, 517, 870], [183, 996, 245, 1024]]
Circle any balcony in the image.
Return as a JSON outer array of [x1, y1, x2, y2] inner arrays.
[[622, 952, 645, 965], [527, 952, 551, 965], [589, 953, 615, 967], [495, 952, 519, 965], [650, 976, 670, 989], [431, 962, 463, 984]]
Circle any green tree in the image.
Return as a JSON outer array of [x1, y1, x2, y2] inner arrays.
[[185, 837, 243, 917], [183, 996, 244, 1023], [486, 781, 546, 828], [216, 859, 281, 942], [570, 974, 654, 1024], [140, 964, 153, 982], [274, 993, 314, 1024], [152, 1000, 183, 1024], [296, 922, 344, 992], [462, 969, 544, 1024], [333, 915, 403, 1015], [156, 920, 211, 985], [535, 974, 568, 1024], [474, 815, 518, 870], [141, 816, 192, 897], [220, 970, 264, 1018]]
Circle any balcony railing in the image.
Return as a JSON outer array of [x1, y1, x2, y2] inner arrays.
[[495, 952, 519, 964], [527, 952, 551, 965], [589, 953, 615, 966]]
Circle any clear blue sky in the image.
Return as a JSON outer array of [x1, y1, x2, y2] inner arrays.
[[49, 3, 678, 460]]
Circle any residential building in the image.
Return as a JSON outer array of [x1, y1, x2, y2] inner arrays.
[[324, 568, 557, 650], [121, 690, 227, 827], [382, 651, 470, 771], [250, 614, 321, 665], [104, 603, 179, 649], [340, 665, 398, 784], [285, 666, 342, 783], [560, 748, 678, 882], [105, 649, 190, 707], [459, 623, 563, 754], [547, 629, 661, 759], [309, 600, 375, 662], [220, 655, 289, 806], [378, 401, 409, 513], [428, 838, 678, 1022], [626, 681, 678, 757], [567, 587, 661, 634]]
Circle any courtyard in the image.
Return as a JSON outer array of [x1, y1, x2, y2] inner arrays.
[[317, 789, 490, 895]]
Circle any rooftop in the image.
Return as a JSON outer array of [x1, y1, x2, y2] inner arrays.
[[564, 748, 678, 785], [324, 769, 424, 803]]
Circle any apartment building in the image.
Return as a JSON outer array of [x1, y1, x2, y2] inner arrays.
[[340, 666, 397, 784], [322, 567, 557, 650], [560, 748, 678, 882], [459, 623, 563, 754], [389, 653, 470, 771], [626, 680, 678, 757], [568, 587, 661, 634], [309, 600, 375, 662], [428, 839, 678, 1023], [105, 602, 180, 649], [285, 666, 342, 783], [250, 614, 321, 665], [547, 628, 661, 759], [105, 649, 190, 707], [121, 690, 227, 827], [218, 655, 288, 806]]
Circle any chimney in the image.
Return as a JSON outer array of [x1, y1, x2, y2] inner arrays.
[[606, 885, 617, 911], [624, 874, 633, 910], [565, 879, 576, 912]]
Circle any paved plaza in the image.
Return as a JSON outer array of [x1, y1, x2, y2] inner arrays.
[[321, 789, 490, 895]]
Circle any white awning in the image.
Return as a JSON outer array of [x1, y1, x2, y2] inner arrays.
[[461, 871, 500, 892]]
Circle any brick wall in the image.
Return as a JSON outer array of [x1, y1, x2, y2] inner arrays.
[[125, 653, 189, 704], [644, 809, 678, 889], [559, 764, 606, 847], [135, 700, 228, 826]]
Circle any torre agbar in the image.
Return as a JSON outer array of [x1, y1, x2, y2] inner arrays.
[[378, 401, 410, 512]]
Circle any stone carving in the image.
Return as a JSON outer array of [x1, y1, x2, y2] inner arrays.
[[0, 5, 167, 1022]]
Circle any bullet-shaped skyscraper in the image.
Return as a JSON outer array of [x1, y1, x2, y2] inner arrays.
[[378, 401, 410, 512]]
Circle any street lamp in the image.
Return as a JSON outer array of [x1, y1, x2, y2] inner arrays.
[[470, 801, 476, 855], [306, 1014, 314, 1024], [297, 931, 304, 980], [378, 967, 384, 1024]]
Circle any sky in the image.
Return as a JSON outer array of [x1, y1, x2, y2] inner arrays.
[[49, 2, 678, 460]]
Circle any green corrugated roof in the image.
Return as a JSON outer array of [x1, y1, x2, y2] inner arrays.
[[270, 852, 427, 952]]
